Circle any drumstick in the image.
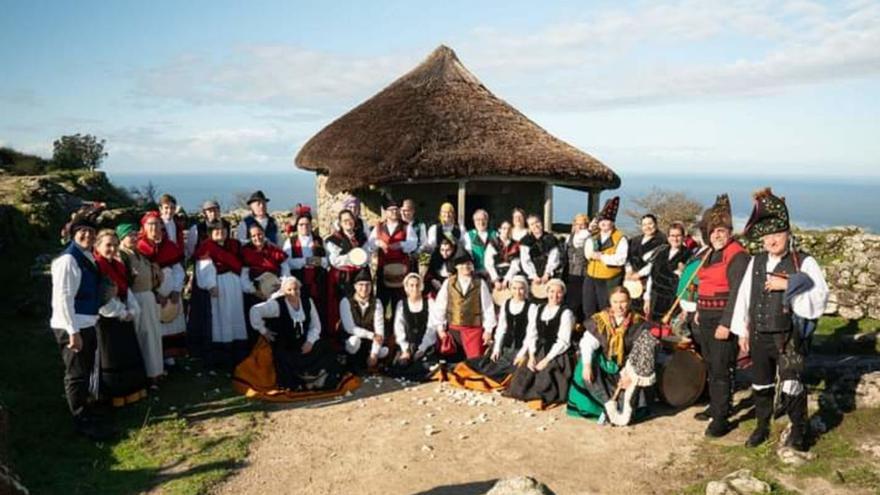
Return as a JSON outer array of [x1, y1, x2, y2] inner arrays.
[[660, 249, 712, 325]]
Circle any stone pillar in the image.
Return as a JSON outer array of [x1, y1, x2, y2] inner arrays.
[[588, 189, 601, 218], [457, 180, 466, 226]]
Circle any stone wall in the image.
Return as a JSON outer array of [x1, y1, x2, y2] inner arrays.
[[795, 227, 880, 320], [314, 173, 382, 236]]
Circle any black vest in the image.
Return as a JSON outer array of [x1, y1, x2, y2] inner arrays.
[[402, 299, 429, 348], [430, 223, 461, 249], [535, 304, 565, 355], [522, 233, 558, 277], [265, 297, 312, 344], [650, 245, 690, 296], [502, 300, 530, 351], [348, 297, 376, 332], [749, 251, 803, 335]]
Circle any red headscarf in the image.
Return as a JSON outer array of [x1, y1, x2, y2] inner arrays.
[[136, 211, 184, 267]]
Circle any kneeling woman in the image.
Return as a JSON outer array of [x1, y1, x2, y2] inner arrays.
[[95, 229, 148, 406], [505, 279, 575, 409], [567, 286, 658, 426], [444, 275, 532, 392], [234, 277, 359, 400], [340, 270, 389, 371], [389, 273, 438, 381]]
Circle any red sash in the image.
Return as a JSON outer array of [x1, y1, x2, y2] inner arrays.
[[136, 237, 183, 268], [447, 324, 485, 359], [196, 239, 243, 275], [241, 243, 287, 277], [95, 253, 129, 297]]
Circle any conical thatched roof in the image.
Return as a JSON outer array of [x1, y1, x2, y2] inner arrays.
[[295, 45, 620, 194]]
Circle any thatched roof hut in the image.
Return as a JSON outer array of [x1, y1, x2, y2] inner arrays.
[[296, 45, 619, 232]]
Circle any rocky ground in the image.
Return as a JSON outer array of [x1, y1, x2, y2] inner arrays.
[[216, 378, 707, 495]]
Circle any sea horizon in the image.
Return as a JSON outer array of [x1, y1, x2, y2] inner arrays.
[[108, 170, 880, 234]]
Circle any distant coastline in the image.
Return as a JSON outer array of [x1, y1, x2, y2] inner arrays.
[[108, 170, 880, 233]]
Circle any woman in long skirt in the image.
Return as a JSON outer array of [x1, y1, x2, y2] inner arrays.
[[94, 229, 147, 406], [119, 222, 164, 387], [505, 278, 575, 410], [567, 286, 658, 426], [195, 220, 248, 368]]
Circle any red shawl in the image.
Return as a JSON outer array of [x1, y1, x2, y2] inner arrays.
[[95, 253, 129, 297], [241, 242, 287, 277], [137, 210, 184, 267], [196, 238, 243, 275]]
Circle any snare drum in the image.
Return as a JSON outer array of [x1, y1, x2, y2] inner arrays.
[[382, 262, 408, 288], [657, 346, 706, 408]]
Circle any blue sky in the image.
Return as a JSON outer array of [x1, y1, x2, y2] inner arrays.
[[2, 0, 879, 178]]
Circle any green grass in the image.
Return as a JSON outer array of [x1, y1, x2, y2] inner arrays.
[[0, 317, 265, 495], [813, 317, 880, 354], [678, 405, 880, 494]]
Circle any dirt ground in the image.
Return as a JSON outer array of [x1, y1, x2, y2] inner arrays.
[[216, 377, 710, 495]]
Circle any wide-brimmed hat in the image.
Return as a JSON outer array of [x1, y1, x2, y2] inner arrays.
[[246, 190, 270, 205]]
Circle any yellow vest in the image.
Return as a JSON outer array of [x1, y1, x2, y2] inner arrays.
[[447, 274, 483, 327], [586, 229, 624, 279]]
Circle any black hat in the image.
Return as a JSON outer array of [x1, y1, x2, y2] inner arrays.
[[246, 190, 270, 205], [353, 269, 372, 285], [69, 217, 97, 235], [597, 196, 620, 222], [743, 188, 790, 239], [381, 194, 400, 209], [453, 252, 474, 266]]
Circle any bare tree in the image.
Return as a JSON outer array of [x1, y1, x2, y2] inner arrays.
[[624, 188, 703, 233], [129, 181, 158, 208]]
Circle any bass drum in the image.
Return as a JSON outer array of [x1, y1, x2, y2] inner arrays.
[[657, 348, 706, 408]]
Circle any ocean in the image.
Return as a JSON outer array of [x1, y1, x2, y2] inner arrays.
[[108, 171, 880, 233]]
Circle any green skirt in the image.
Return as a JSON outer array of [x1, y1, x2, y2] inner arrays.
[[566, 352, 620, 420]]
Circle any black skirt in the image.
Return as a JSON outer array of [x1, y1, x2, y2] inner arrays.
[[505, 349, 575, 406], [273, 339, 346, 391], [97, 316, 147, 400]]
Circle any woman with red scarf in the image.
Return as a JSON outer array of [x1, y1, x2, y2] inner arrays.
[[195, 220, 248, 367], [241, 221, 290, 344], [136, 211, 187, 364], [94, 229, 148, 407], [283, 210, 327, 327]]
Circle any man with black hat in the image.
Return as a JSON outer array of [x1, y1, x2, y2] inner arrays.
[[50, 216, 113, 439], [368, 195, 417, 312], [580, 196, 628, 319], [694, 194, 750, 437], [237, 190, 279, 245], [431, 252, 497, 362], [731, 188, 828, 451], [340, 269, 389, 370]]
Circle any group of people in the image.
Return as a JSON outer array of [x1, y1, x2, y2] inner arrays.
[[50, 187, 827, 453]]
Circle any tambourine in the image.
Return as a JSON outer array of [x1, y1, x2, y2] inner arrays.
[[348, 247, 368, 266], [159, 300, 180, 323], [491, 287, 512, 306], [623, 279, 644, 299], [530, 280, 548, 299], [255, 272, 281, 300]]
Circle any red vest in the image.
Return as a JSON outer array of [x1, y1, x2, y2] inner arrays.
[[376, 221, 409, 266], [697, 240, 745, 302], [290, 235, 326, 259]]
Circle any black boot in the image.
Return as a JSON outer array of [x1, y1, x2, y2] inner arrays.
[[745, 388, 773, 448], [784, 392, 809, 451]]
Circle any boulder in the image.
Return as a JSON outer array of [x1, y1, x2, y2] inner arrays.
[[485, 476, 555, 495], [855, 371, 880, 409], [705, 470, 770, 495]]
